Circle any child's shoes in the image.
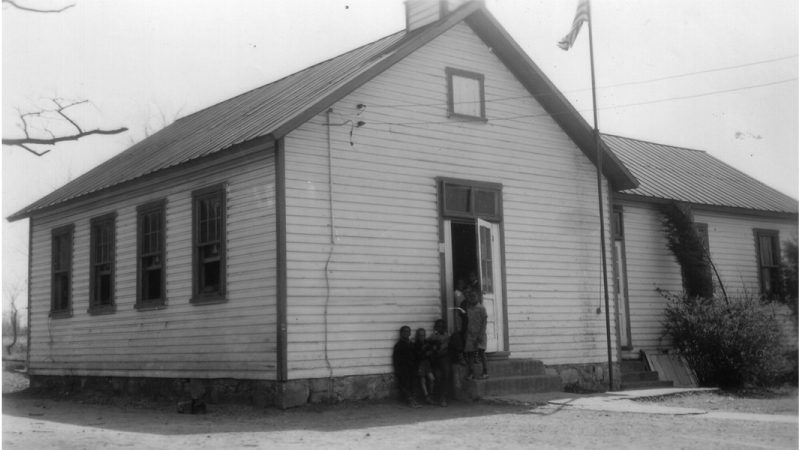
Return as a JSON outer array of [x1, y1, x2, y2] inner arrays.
[[424, 395, 435, 405], [408, 398, 421, 408], [465, 374, 475, 381], [439, 398, 448, 407], [477, 373, 489, 380]]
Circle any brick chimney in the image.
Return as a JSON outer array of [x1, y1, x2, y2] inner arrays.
[[405, 0, 473, 33]]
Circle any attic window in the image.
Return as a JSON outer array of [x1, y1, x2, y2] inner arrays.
[[446, 67, 486, 121]]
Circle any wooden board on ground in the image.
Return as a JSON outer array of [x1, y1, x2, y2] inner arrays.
[[643, 350, 698, 388]]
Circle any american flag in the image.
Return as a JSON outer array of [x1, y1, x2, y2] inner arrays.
[[558, 0, 590, 51]]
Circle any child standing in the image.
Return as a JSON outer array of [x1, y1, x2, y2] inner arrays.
[[427, 319, 451, 407], [451, 280, 468, 365], [464, 290, 489, 380], [414, 328, 436, 405], [393, 326, 420, 408]]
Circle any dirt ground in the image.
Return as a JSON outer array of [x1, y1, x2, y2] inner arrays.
[[2, 364, 798, 450], [635, 387, 799, 416]]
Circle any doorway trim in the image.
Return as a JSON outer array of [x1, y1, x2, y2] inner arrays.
[[436, 176, 509, 352]]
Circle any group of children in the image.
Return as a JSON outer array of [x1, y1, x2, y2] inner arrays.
[[392, 273, 489, 408]]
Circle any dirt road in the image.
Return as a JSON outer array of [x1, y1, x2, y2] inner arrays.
[[3, 392, 797, 450]]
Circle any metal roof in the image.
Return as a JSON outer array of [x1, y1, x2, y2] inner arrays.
[[8, 27, 416, 221], [8, 2, 638, 221], [605, 134, 798, 214]]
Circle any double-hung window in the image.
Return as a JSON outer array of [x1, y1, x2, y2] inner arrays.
[[192, 184, 227, 303], [89, 212, 116, 314], [137, 200, 166, 309], [51, 224, 74, 318], [754, 229, 782, 300]]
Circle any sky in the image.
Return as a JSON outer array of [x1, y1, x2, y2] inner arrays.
[[2, 0, 798, 316]]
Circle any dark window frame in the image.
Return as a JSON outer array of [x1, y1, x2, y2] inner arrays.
[[50, 224, 74, 319], [445, 67, 487, 122], [89, 212, 117, 315], [438, 177, 502, 222], [754, 228, 782, 300], [136, 199, 167, 310], [191, 183, 227, 305]]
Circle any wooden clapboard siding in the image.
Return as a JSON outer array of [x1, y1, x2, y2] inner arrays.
[[693, 209, 796, 295], [613, 200, 682, 353], [617, 198, 797, 353], [27, 148, 278, 380], [283, 23, 617, 379]]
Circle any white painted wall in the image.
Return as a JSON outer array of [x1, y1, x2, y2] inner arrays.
[[284, 22, 617, 379], [28, 150, 278, 379]]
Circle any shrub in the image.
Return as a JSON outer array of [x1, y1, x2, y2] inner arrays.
[[660, 290, 784, 388]]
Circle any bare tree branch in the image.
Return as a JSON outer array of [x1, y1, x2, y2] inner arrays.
[[3, 128, 129, 146], [3, 98, 127, 156], [2, 0, 74, 13]]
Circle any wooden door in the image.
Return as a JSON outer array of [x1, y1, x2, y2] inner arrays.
[[477, 218, 503, 352]]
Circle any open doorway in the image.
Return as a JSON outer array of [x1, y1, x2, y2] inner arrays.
[[445, 219, 504, 353], [451, 222, 477, 290]]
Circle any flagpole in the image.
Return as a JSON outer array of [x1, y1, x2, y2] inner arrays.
[[586, 3, 614, 392]]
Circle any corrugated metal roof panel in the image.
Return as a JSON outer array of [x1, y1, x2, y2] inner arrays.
[[605, 134, 798, 213]]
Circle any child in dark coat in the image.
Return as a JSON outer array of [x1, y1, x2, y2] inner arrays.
[[414, 328, 436, 405], [427, 319, 451, 407], [393, 326, 420, 408]]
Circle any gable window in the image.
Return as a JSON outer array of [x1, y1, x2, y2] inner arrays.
[[192, 184, 227, 304], [137, 200, 166, 309], [51, 224, 74, 318], [446, 67, 486, 121], [754, 229, 782, 300], [89, 212, 116, 314]]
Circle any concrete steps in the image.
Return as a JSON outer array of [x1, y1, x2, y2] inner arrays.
[[619, 359, 673, 391], [451, 358, 562, 401]]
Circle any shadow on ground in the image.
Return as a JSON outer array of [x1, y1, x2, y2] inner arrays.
[[3, 388, 567, 437]]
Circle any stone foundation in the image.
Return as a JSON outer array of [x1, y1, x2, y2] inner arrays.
[[544, 362, 621, 392], [29, 373, 396, 410]]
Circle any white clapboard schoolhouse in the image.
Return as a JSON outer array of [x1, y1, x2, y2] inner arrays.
[[9, 0, 796, 405]]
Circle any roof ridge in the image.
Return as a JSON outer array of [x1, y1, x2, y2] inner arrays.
[[175, 28, 408, 125], [602, 133, 708, 154]]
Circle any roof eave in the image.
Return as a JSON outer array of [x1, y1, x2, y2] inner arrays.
[[465, 8, 639, 191], [614, 192, 799, 219]]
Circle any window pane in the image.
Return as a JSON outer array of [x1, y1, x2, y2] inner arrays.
[[202, 260, 221, 293], [98, 273, 112, 305], [54, 234, 69, 271], [198, 196, 221, 244], [452, 75, 481, 117], [759, 236, 775, 266], [145, 267, 162, 301], [613, 212, 623, 239], [55, 273, 69, 310], [445, 186, 470, 213], [480, 226, 493, 294], [474, 190, 496, 216]]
